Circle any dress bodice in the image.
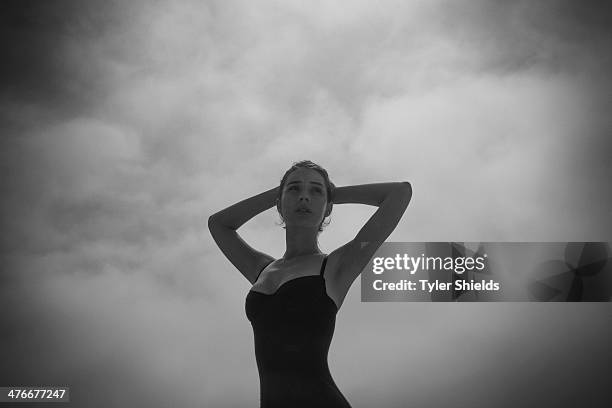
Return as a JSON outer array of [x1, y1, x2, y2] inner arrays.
[[245, 255, 351, 408]]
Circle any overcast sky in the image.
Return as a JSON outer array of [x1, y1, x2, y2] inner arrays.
[[1, 1, 611, 407]]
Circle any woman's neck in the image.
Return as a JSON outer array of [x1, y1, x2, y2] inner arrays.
[[283, 226, 322, 260]]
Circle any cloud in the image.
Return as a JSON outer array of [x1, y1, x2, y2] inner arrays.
[[1, 0, 611, 406]]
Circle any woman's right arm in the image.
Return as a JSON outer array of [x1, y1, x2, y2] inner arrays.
[[208, 186, 278, 283]]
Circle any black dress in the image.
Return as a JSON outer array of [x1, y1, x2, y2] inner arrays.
[[245, 256, 352, 408]]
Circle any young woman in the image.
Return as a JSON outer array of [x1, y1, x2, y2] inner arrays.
[[208, 160, 412, 407]]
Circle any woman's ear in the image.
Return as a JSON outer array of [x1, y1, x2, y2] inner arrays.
[[325, 203, 333, 217]]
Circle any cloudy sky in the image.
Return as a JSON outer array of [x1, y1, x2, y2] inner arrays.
[[1, 0, 611, 407]]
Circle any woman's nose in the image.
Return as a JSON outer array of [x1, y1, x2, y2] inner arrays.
[[299, 195, 310, 202]]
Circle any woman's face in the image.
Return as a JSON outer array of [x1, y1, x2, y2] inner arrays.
[[279, 168, 330, 229]]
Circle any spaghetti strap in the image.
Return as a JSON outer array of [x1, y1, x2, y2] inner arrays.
[[254, 260, 274, 283], [319, 256, 328, 277]]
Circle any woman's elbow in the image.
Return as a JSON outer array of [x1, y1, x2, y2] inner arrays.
[[208, 214, 221, 231], [400, 181, 412, 195], [399, 182, 412, 204]]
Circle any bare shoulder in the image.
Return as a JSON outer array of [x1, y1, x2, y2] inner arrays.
[[324, 240, 380, 308]]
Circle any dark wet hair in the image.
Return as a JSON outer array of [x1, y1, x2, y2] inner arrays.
[[276, 160, 334, 232]]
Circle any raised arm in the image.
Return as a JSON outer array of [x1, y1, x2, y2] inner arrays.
[[329, 182, 412, 290], [208, 187, 278, 283]]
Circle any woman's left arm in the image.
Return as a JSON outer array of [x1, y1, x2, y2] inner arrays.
[[329, 182, 412, 284], [333, 182, 412, 207]]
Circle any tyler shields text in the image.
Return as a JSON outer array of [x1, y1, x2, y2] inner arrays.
[[373, 279, 500, 292], [372, 253, 487, 275]]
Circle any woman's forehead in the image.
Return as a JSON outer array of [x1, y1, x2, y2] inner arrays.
[[286, 168, 325, 184]]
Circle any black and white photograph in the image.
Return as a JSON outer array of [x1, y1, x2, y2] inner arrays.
[[1, 1, 611, 407]]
